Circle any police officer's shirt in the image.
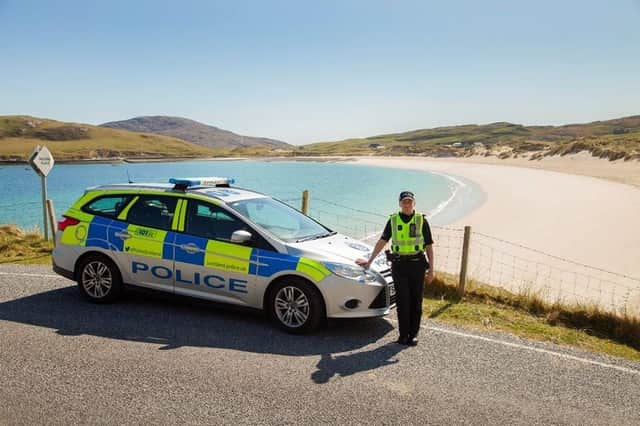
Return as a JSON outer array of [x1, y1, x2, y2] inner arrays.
[[380, 212, 434, 245]]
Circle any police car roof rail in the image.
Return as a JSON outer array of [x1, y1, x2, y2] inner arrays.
[[169, 177, 235, 191]]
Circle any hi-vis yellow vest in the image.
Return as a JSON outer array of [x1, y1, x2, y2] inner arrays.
[[390, 212, 425, 255]]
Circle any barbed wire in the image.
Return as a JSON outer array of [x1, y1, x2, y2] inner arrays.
[[0, 201, 41, 209], [312, 197, 389, 218], [468, 236, 640, 313], [471, 240, 636, 291], [309, 207, 387, 226], [473, 231, 640, 283], [272, 191, 306, 196]]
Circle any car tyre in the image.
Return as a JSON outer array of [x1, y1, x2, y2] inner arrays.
[[76, 254, 122, 303], [269, 277, 324, 334]]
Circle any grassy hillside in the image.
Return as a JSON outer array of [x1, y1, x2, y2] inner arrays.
[[4, 114, 640, 162], [298, 116, 640, 160], [0, 116, 219, 162]]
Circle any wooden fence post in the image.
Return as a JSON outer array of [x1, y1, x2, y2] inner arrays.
[[46, 199, 57, 246], [458, 225, 472, 296], [301, 190, 309, 215]]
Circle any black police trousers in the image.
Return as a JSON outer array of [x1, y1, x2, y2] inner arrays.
[[391, 256, 428, 339]]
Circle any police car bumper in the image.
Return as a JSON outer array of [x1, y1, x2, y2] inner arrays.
[[52, 263, 75, 281], [323, 269, 396, 319], [51, 241, 82, 279]]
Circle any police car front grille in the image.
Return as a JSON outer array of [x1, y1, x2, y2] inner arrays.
[[380, 268, 393, 285], [381, 268, 396, 307], [369, 288, 387, 309], [369, 276, 396, 309], [368, 285, 396, 309]]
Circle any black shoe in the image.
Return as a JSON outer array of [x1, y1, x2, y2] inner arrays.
[[407, 337, 418, 346], [396, 336, 409, 345]]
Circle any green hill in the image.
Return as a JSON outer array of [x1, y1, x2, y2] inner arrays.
[[297, 116, 640, 160], [3, 114, 640, 162], [0, 115, 219, 162]]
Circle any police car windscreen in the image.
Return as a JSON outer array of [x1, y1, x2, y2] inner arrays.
[[228, 197, 331, 242]]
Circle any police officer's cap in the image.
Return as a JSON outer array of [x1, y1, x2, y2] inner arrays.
[[399, 191, 415, 201]]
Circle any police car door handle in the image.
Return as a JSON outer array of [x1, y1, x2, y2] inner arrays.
[[115, 231, 131, 240], [179, 243, 201, 254]]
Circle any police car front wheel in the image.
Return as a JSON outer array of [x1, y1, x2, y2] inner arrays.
[[77, 254, 122, 303], [269, 278, 324, 334]]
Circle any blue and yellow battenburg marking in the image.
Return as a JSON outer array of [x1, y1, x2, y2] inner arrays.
[[167, 232, 330, 280], [130, 261, 250, 293], [58, 196, 331, 283]]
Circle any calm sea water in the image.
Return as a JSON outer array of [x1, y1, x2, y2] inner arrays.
[[0, 160, 482, 239]]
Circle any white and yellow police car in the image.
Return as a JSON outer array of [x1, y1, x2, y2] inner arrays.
[[52, 177, 395, 333]]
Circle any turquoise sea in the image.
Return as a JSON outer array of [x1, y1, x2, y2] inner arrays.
[[0, 160, 483, 239]]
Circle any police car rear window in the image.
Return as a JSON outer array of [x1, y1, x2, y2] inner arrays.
[[82, 195, 132, 219]]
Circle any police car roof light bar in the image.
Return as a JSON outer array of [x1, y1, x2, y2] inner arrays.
[[169, 177, 235, 191]]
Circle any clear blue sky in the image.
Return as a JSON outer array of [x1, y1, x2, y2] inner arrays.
[[1, 0, 639, 144]]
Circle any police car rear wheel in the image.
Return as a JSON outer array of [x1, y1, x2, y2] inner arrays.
[[270, 279, 323, 334], [77, 255, 122, 303]]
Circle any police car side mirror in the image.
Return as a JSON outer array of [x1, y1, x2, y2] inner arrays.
[[231, 230, 252, 244]]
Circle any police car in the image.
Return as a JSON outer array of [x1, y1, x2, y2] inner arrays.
[[52, 177, 395, 333]]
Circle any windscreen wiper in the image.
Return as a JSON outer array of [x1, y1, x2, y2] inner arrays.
[[295, 231, 336, 243]]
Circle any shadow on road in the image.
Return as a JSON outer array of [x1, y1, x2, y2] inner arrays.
[[311, 344, 405, 384], [0, 284, 395, 357]]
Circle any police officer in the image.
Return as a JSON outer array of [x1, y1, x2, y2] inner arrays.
[[357, 191, 434, 346]]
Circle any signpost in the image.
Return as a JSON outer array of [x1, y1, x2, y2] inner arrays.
[[28, 145, 55, 241]]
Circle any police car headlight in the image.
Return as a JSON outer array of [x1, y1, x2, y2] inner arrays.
[[323, 262, 381, 284]]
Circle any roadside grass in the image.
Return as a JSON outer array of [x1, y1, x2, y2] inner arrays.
[[1, 224, 639, 361], [0, 224, 52, 264], [424, 273, 640, 362]]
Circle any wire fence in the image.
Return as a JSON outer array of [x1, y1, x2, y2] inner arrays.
[[467, 232, 640, 317], [0, 201, 41, 210], [280, 195, 640, 318]]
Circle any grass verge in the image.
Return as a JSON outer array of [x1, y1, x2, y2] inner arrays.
[[0, 224, 52, 264], [424, 273, 640, 362]]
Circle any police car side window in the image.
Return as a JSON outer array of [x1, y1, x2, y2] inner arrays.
[[82, 195, 132, 219], [184, 201, 274, 250], [125, 195, 178, 231], [185, 201, 246, 241]]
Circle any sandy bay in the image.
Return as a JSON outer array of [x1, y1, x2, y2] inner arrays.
[[355, 155, 640, 282]]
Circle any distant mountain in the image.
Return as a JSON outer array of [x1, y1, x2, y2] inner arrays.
[[100, 116, 289, 150]]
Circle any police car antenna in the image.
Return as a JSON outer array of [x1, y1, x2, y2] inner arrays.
[[126, 169, 134, 184]]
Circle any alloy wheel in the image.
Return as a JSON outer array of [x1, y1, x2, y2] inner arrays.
[[274, 286, 310, 328], [81, 261, 113, 298]]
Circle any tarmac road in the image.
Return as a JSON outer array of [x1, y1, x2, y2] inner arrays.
[[1, 264, 639, 425]]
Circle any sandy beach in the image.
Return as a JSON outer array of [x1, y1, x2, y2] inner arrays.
[[356, 155, 640, 276], [355, 155, 640, 312], [427, 152, 640, 189]]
